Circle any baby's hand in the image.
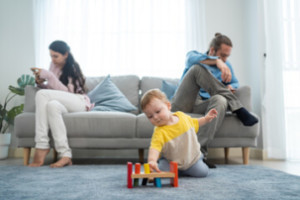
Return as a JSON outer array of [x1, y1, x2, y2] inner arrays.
[[205, 108, 218, 122], [148, 160, 161, 173]]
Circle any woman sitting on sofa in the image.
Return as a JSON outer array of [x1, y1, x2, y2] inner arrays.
[[29, 40, 93, 168]]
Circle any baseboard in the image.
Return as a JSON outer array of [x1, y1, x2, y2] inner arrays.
[[8, 147, 146, 159], [8, 147, 265, 160], [9, 147, 55, 159]]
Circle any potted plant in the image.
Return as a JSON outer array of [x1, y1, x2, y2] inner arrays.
[[0, 74, 35, 159]]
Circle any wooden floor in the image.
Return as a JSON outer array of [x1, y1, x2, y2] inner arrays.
[[1, 157, 300, 176]]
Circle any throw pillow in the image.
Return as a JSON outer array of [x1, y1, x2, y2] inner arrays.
[[161, 80, 177, 100], [87, 75, 137, 112]]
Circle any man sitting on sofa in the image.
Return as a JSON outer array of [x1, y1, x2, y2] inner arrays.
[[171, 32, 258, 168]]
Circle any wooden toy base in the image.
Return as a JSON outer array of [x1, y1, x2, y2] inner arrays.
[[127, 161, 178, 188]]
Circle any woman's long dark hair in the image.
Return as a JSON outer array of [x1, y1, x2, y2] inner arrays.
[[49, 40, 86, 94]]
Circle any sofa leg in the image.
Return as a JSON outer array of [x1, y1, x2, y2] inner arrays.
[[53, 149, 58, 162], [242, 147, 249, 165], [224, 147, 229, 164], [23, 147, 31, 166], [138, 149, 144, 164]]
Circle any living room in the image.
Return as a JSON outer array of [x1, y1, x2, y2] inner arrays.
[[0, 0, 299, 199]]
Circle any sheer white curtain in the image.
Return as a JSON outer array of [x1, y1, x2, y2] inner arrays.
[[281, 0, 300, 161], [33, 0, 206, 78], [263, 0, 286, 159], [185, 0, 206, 52], [263, 0, 300, 160]]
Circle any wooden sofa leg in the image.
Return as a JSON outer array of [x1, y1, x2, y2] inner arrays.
[[138, 149, 144, 164], [242, 147, 249, 165], [53, 149, 58, 162], [224, 147, 229, 164], [23, 147, 31, 166]]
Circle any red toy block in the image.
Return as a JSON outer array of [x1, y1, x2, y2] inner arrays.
[[127, 162, 133, 188], [170, 161, 178, 187]]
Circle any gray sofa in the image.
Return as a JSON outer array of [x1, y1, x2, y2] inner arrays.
[[14, 75, 260, 165]]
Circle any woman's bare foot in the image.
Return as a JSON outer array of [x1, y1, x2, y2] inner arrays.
[[28, 149, 50, 167], [50, 157, 72, 168]]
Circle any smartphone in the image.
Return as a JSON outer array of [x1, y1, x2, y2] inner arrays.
[[31, 68, 39, 73]]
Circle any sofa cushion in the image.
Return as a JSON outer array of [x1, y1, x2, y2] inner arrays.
[[87, 75, 137, 112], [63, 112, 137, 138], [15, 111, 137, 138], [136, 113, 155, 138]]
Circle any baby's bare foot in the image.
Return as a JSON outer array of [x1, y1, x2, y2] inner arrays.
[[28, 149, 50, 167], [50, 157, 72, 168]]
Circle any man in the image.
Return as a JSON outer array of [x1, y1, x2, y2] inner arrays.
[[171, 33, 258, 168]]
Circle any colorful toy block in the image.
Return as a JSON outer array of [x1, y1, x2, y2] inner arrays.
[[127, 161, 178, 188], [134, 163, 141, 186]]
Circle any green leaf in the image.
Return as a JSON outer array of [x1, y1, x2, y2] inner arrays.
[[0, 105, 7, 119], [6, 104, 24, 125], [9, 85, 24, 95], [9, 74, 35, 96], [18, 74, 35, 88]]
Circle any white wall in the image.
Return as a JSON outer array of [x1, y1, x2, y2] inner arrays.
[[0, 0, 35, 102], [0, 0, 265, 154], [0, 0, 35, 147], [205, 0, 264, 148]]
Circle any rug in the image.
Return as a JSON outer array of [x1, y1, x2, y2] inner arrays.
[[0, 164, 299, 200]]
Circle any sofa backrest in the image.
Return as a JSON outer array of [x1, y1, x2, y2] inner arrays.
[[140, 76, 179, 97], [23, 75, 252, 114], [24, 75, 141, 114]]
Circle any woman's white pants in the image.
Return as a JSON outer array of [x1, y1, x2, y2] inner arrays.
[[35, 89, 87, 158]]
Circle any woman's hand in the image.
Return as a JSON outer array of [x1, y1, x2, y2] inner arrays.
[[31, 67, 45, 84], [31, 67, 41, 76], [216, 59, 232, 83]]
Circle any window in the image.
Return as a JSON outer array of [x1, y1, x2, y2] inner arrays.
[[33, 0, 206, 78]]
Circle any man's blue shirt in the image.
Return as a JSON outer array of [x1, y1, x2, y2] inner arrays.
[[180, 50, 239, 99]]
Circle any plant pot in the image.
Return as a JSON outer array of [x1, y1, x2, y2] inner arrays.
[[0, 133, 11, 159]]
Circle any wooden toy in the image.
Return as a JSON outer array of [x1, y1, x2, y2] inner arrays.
[[134, 163, 141, 186], [127, 161, 178, 188]]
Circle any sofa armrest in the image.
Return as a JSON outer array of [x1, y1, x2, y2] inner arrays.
[[234, 86, 252, 111], [24, 85, 40, 112]]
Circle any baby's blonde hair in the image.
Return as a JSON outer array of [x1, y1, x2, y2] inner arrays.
[[141, 89, 169, 111]]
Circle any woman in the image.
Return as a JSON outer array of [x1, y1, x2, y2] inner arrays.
[[29, 40, 93, 168]]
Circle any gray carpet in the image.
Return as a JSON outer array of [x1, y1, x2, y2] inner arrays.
[[0, 164, 299, 200]]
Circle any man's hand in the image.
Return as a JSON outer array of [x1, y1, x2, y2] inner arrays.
[[226, 85, 236, 93], [216, 59, 232, 83]]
